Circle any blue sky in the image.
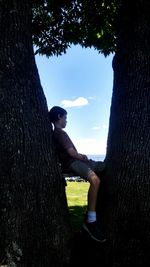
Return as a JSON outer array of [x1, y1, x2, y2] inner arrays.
[[35, 45, 114, 155]]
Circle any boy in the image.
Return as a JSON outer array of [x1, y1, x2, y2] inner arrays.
[[49, 106, 106, 242]]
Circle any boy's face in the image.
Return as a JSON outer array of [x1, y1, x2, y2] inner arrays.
[[59, 114, 67, 128]]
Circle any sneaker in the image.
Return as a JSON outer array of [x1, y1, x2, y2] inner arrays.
[[82, 221, 106, 242]]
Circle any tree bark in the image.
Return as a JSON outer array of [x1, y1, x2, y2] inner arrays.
[[102, 1, 150, 266], [0, 1, 72, 266]]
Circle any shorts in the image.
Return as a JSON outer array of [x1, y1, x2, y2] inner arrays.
[[67, 159, 105, 181]]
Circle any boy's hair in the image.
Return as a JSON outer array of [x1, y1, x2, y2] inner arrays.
[[49, 106, 67, 123]]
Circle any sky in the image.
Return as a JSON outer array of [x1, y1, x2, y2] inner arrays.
[[35, 45, 114, 156]]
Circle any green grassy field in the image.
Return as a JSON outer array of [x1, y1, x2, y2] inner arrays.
[[66, 181, 89, 232]]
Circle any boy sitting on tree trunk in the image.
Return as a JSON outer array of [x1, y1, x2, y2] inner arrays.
[[49, 106, 106, 242]]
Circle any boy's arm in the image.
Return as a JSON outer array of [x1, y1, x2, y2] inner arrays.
[[67, 147, 88, 161], [56, 130, 88, 161]]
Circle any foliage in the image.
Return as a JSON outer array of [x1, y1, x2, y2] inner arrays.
[[32, 0, 120, 57]]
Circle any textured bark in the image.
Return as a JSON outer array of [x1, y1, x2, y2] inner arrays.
[[102, 1, 150, 266], [0, 1, 72, 266]]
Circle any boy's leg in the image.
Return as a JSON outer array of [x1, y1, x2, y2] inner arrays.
[[68, 160, 106, 241], [87, 172, 100, 213], [68, 160, 101, 214], [83, 171, 106, 242], [68, 159, 105, 214]]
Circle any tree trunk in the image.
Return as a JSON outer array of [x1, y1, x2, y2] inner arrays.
[[102, 1, 150, 266], [0, 1, 72, 266]]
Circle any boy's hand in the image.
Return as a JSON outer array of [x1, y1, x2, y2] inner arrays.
[[67, 147, 88, 161]]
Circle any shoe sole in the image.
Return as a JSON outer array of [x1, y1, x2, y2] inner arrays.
[[82, 223, 106, 242]]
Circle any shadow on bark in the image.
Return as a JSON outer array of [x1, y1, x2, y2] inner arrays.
[[69, 230, 106, 267]]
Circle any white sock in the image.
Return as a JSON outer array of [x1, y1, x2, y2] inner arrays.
[[87, 211, 96, 223]]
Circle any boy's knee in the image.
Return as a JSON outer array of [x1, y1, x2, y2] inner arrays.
[[89, 172, 100, 187]]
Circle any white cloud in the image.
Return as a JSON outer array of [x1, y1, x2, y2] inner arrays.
[[73, 138, 107, 155], [92, 126, 101, 131], [61, 97, 89, 108], [92, 124, 108, 131]]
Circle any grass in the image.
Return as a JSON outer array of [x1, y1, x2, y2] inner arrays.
[[66, 181, 89, 232]]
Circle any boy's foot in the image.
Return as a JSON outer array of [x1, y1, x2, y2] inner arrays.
[[82, 221, 106, 242]]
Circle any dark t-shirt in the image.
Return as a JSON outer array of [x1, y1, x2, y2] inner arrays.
[[53, 128, 77, 171]]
